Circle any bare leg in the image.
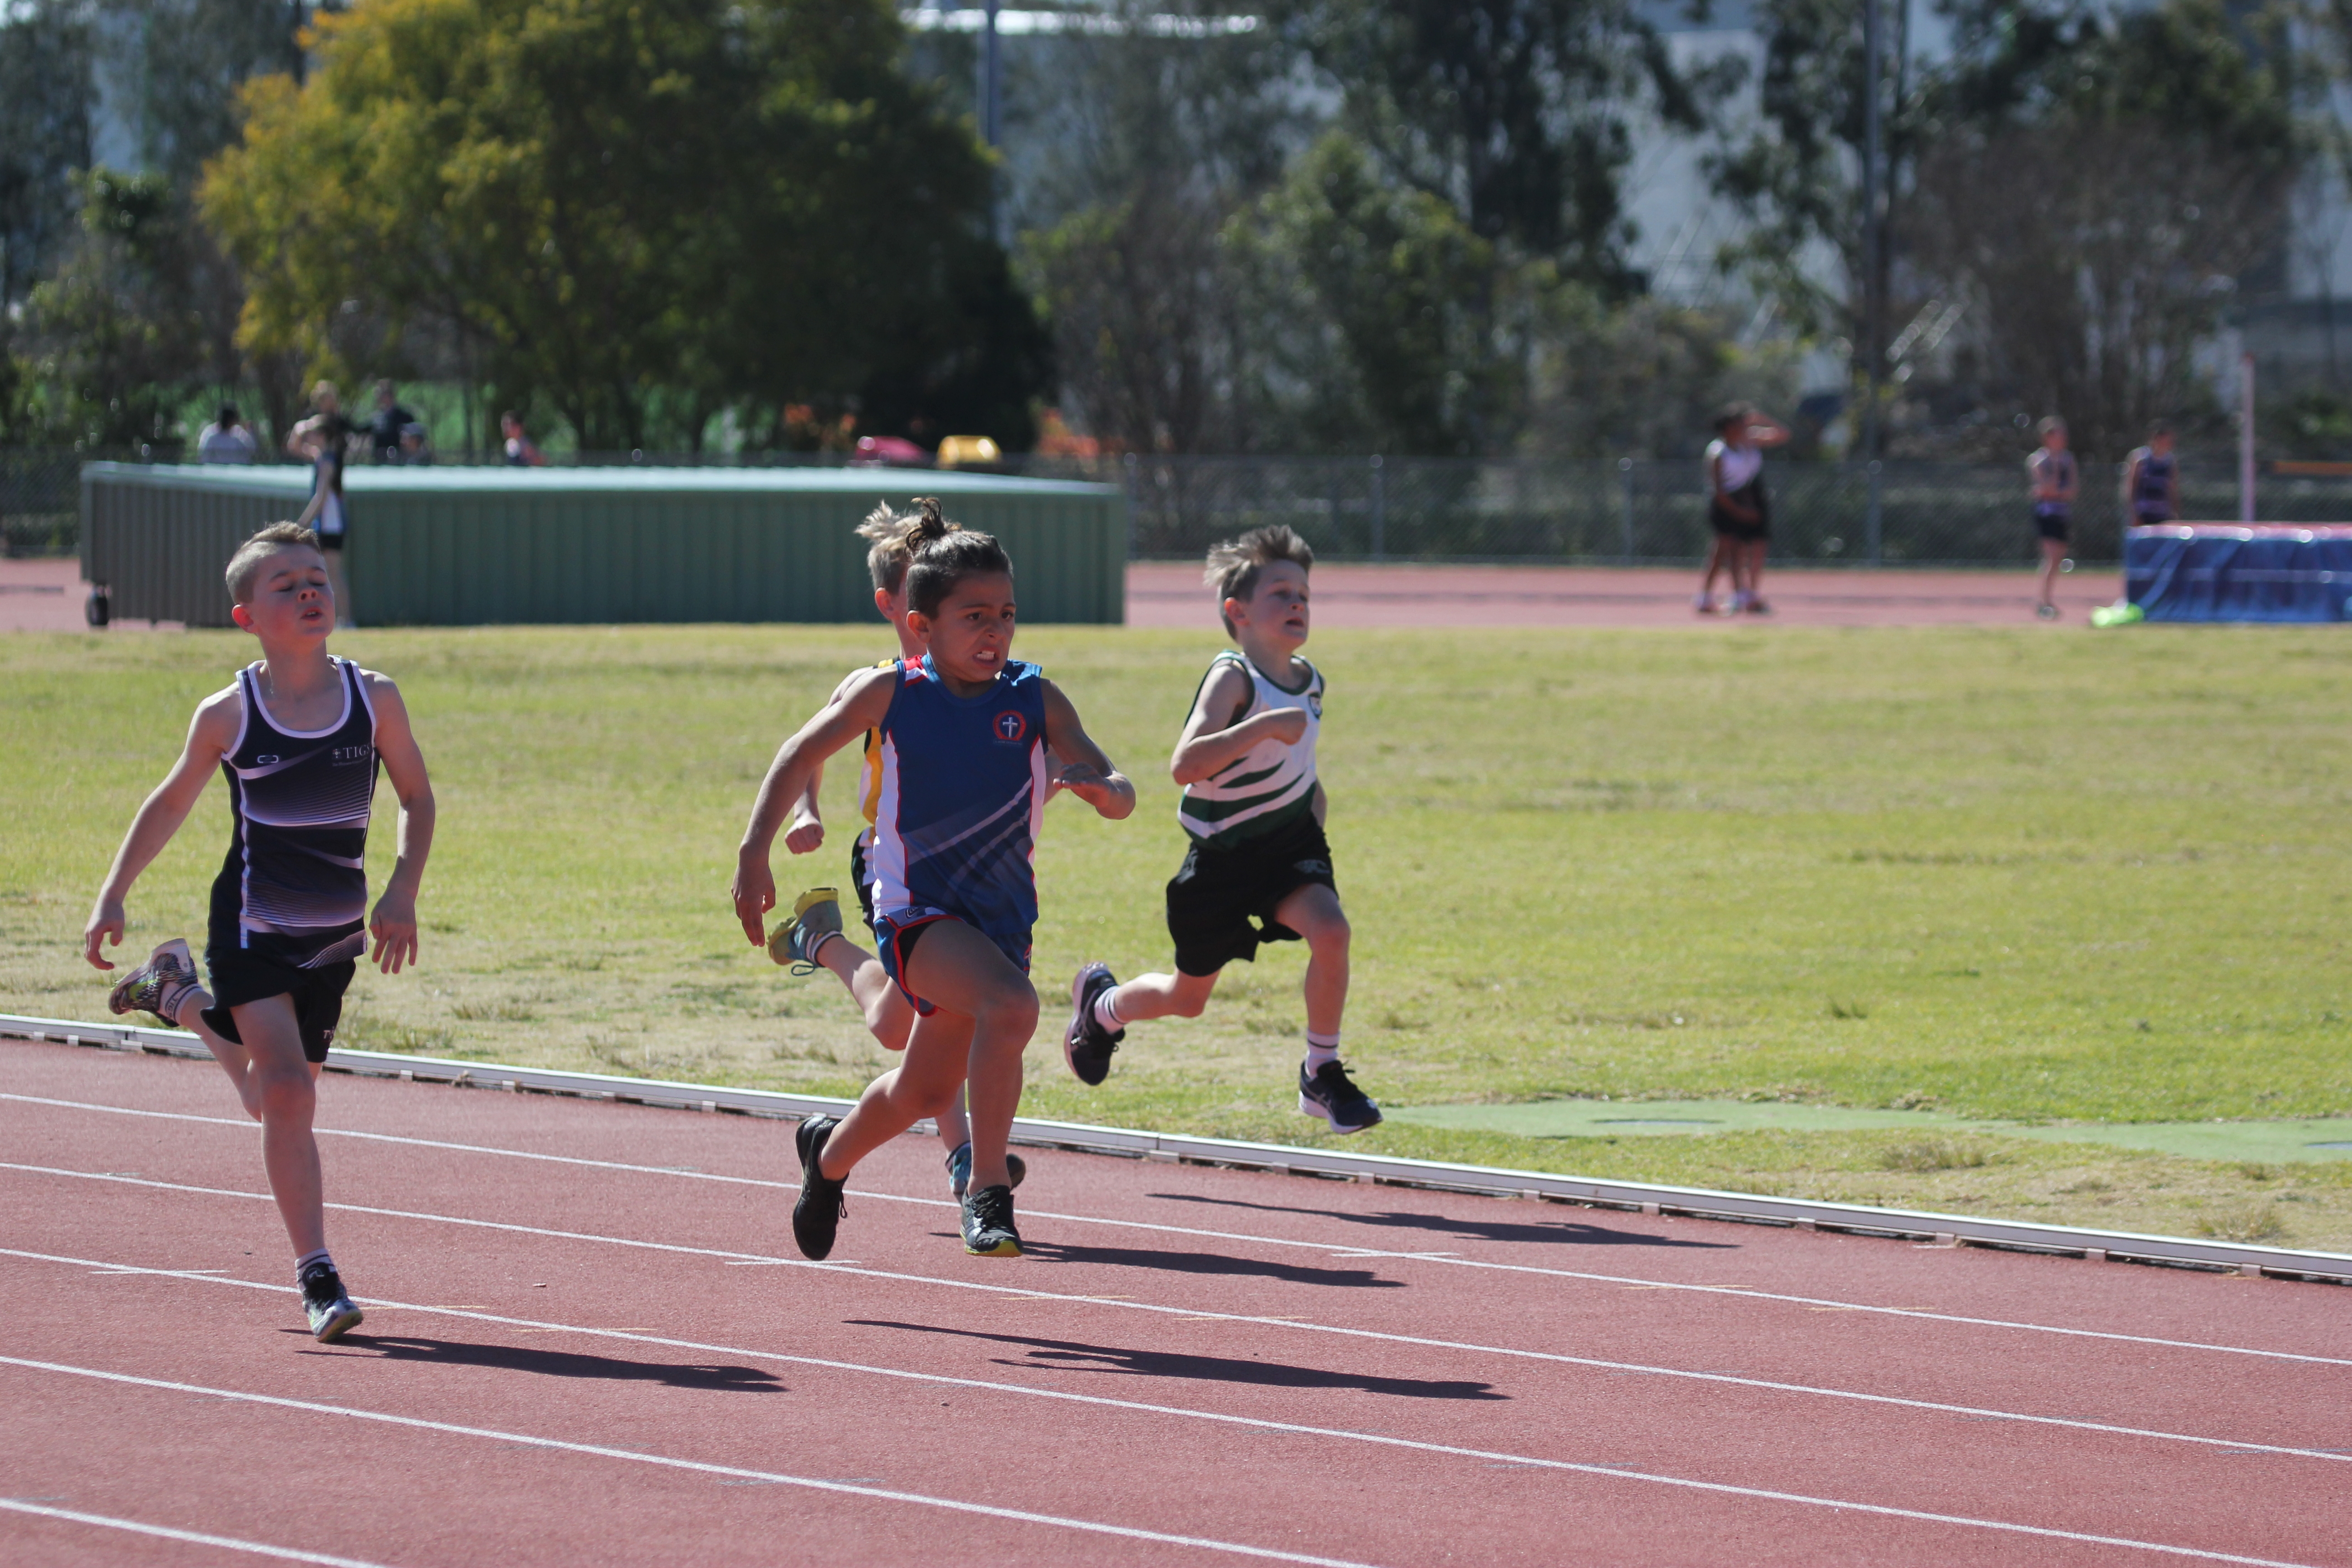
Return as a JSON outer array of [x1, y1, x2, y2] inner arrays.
[[1105, 967, 1221, 1023], [810, 930, 969, 1146], [324, 552, 354, 626], [163, 987, 262, 1121], [1697, 536, 1729, 607], [1741, 539, 1768, 608], [937, 1084, 972, 1151], [814, 932, 916, 1049], [2037, 538, 2064, 611], [818, 922, 1036, 1192], [230, 995, 328, 1259], [1272, 884, 1350, 1037]]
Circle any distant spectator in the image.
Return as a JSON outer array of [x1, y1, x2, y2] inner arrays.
[[2027, 416, 2078, 620], [196, 405, 257, 464], [501, 411, 546, 467], [397, 421, 433, 465], [1697, 402, 1791, 616], [289, 381, 356, 624], [2124, 421, 2180, 528], [368, 380, 418, 463]]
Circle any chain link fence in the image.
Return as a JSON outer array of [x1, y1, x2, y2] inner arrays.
[[12, 448, 2351, 564]]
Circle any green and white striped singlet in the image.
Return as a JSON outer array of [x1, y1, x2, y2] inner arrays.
[[1176, 650, 1322, 848]]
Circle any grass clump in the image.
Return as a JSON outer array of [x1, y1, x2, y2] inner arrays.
[[2195, 1200, 2293, 1244], [1878, 1136, 1995, 1173]]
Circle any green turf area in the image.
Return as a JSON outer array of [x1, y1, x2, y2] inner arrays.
[[4, 622, 2348, 1251]]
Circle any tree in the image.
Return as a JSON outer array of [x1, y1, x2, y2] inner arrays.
[[19, 168, 211, 447], [1281, 0, 1715, 293], [0, 0, 97, 312], [203, 0, 1045, 451]]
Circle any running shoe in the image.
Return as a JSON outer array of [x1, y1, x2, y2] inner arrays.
[[1692, 594, 1715, 616], [1744, 597, 1773, 615], [298, 1260, 363, 1343], [960, 1183, 1022, 1257], [1063, 962, 1124, 1086], [944, 1142, 1027, 1200], [107, 936, 202, 1027], [769, 888, 844, 975], [1298, 1060, 1383, 1134], [791, 1115, 848, 1260], [2036, 602, 2060, 620]]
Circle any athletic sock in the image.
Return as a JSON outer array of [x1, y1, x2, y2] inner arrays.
[[1304, 1032, 1341, 1073], [806, 928, 843, 967], [294, 1249, 333, 1281], [1092, 985, 1125, 1034]]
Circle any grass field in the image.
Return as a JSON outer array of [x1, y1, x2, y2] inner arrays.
[[5, 622, 2348, 1250]]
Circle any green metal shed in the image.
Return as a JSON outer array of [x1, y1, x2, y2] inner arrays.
[[80, 463, 1127, 627]]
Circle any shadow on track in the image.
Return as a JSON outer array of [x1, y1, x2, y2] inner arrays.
[[851, 1320, 1505, 1401], [1147, 1192, 1736, 1251], [307, 1333, 784, 1392], [964, 1235, 1406, 1288]]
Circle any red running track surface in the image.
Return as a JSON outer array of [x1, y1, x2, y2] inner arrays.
[[2, 1039, 2347, 1568]]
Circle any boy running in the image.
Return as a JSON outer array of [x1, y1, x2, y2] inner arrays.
[[1061, 525, 1382, 1134], [84, 522, 436, 1341], [765, 502, 1026, 1199], [733, 501, 1133, 1259]]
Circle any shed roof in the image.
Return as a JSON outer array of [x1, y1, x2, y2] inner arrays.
[[82, 462, 1116, 500]]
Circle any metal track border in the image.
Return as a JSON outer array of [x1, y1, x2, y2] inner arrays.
[[9, 1011, 2347, 1285]]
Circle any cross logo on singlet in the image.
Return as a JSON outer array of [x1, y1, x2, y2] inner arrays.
[[993, 711, 1028, 744]]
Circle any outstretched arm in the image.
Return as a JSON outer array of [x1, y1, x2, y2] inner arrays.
[[1169, 661, 1303, 785], [363, 675, 435, 975], [733, 668, 896, 944], [1041, 681, 1135, 821], [784, 666, 864, 855], [84, 692, 239, 969]]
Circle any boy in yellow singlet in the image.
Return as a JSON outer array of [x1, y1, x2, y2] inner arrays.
[[764, 503, 1026, 1198], [1060, 524, 1381, 1133]]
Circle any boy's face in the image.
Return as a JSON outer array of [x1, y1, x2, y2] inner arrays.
[[2043, 427, 2067, 450], [911, 572, 1015, 682], [230, 547, 333, 643], [1228, 561, 1310, 653], [2152, 433, 2174, 455]]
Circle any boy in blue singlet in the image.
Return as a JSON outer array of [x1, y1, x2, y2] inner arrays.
[[765, 502, 1025, 1200], [1061, 524, 1382, 1134], [84, 522, 437, 1341], [2125, 421, 2180, 528], [733, 501, 1134, 1258]]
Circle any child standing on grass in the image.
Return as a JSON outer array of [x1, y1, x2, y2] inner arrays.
[[84, 521, 436, 1341], [2027, 416, 2078, 620], [1061, 525, 1382, 1135], [732, 502, 1133, 1259], [764, 501, 1029, 1200]]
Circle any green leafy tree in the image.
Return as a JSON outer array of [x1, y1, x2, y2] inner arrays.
[[1281, 0, 1714, 292], [19, 168, 211, 447], [204, 0, 1043, 451], [0, 0, 97, 311]]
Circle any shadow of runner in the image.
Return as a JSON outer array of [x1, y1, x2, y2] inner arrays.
[[305, 1333, 784, 1392], [1148, 1192, 1735, 1250], [990, 1235, 1407, 1288], [849, 1321, 1505, 1401]]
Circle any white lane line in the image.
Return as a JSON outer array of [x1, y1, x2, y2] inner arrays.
[[0, 1497, 394, 1567], [10, 1091, 2344, 1370], [5, 1169, 2343, 1465], [0, 1353, 1382, 1568], [0, 1311, 2320, 1568]]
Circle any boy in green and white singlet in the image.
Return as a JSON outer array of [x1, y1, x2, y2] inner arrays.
[[1062, 524, 1381, 1133]]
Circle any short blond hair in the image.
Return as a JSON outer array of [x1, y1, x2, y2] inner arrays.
[[1205, 525, 1313, 637], [225, 522, 323, 603], [856, 497, 964, 594]]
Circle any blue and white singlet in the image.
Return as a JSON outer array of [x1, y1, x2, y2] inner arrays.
[[866, 655, 1049, 965], [209, 657, 379, 968]]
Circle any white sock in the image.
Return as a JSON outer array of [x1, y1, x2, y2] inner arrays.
[[1304, 1032, 1340, 1073], [1092, 986, 1125, 1033], [294, 1249, 333, 1280]]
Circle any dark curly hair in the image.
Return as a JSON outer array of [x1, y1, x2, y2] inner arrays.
[[898, 497, 1013, 617]]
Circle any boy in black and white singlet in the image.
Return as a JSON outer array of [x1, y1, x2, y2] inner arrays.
[[1061, 524, 1383, 1134], [86, 522, 436, 1343]]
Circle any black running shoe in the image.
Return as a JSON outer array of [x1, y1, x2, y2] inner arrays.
[[960, 1183, 1022, 1257], [792, 1115, 848, 1260], [1298, 1060, 1383, 1134], [1063, 961, 1124, 1086], [945, 1142, 1027, 1200], [298, 1260, 363, 1343]]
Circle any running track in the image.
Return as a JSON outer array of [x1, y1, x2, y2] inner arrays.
[[3, 1040, 2347, 1568]]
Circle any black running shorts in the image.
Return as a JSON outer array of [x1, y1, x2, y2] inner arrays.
[[2034, 504, 2071, 544], [200, 946, 356, 1064], [849, 832, 877, 936], [1165, 808, 1339, 978]]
